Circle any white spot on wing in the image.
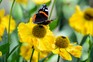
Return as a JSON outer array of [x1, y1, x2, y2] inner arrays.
[[45, 9, 48, 11]]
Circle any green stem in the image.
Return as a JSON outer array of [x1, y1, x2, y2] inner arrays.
[[57, 55, 60, 62], [7, 0, 16, 61], [42, 53, 53, 62], [30, 48, 35, 62], [77, 58, 80, 62], [38, 52, 40, 62], [49, 0, 56, 19], [7, 45, 19, 59], [23, 59, 27, 62], [8, 0, 16, 41]]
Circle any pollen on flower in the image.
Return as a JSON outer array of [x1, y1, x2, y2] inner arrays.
[[32, 25, 46, 38], [55, 36, 70, 48], [84, 8, 93, 20]]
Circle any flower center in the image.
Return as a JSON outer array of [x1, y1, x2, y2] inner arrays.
[[55, 36, 70, 48], [84, 8, 93, 21], [32, 25, 46, 38], [84, 13, 93, 20]]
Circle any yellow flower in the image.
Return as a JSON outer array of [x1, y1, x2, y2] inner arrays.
[[69, 5, 93, 36], [0, 9, 5, 41], [32, 50, 49, 62], [0, 9, 5, 17], [0, 24, 5, 41], [20, 45, 32, 60], [20, 45, 49, 61], [32, 0, 50, 4], [1, 15, 16, 33], [52, 36, 82, 61], [18, 18, 55, 51], [0, 51, 2, 56], [0, 9, 16, 41], [16, 0, 28, 4]]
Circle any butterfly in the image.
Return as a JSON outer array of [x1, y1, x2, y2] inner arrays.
[[32, 4, 52, 25]]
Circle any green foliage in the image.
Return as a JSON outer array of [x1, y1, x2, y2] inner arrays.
[[49, 19, 58, 30], [0, 0, 2, 3], [81, 38, 89, 61], [80, 35, 89, 45], [0, 43, 10, 55], [90, 46, 93, 62], [13, 3, 23, 22]]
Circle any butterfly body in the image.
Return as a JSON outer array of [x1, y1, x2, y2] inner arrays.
[[32, 4, 52, 25]]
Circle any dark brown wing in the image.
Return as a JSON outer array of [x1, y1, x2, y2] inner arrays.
[[32, 12, 48, 24]]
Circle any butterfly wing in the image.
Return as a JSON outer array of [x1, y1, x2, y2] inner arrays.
[[32, 4, 48, 24], [33, 12, 48, 24], [41, 20, 53, 25]]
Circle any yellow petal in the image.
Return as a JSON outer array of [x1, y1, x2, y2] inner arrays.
[[0, 24, 5, 41], [75, 5, 82, 13], [0, 9, 5, 17], [66, 44, 82, 58], [20, 45, 49, 62], [32, 51, 49, 62], [37, 34, 55, 51], [16, 0, 28, 4], [20, 45, 32, 60], [1, 15, 16, 33], [52, 48, 60, 54], [40, 51, 49, 59], [32, 0, 50, 4], [18, 22, 32, 44], [59, 48, 72, 61]]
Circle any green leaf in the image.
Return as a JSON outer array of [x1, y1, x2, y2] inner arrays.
[[89, 36, 93, 44], [90, 46, 93, 62], [8, 45, 21, 62], [0, 43, 10, 55], [80, 35, 89, 45], [0, 0, 2, 3], [81, 38, 90, 61], [46, 0, 51, 6], [69, 32, 77, 43], [49, 19, 58, 30], [63, 5, 75, 19], [13, 3, 23, 23], [78, 0, 89, 5]]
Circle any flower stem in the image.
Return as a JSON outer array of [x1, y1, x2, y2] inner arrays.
[[49, 0, 56, 19], [77, 58, 80, 62], [42, 53, 53, 62], [30, 48, 35, 62], [38, 52, 40, 62], [57, 55, 60, 62], [8, 0, 16, 42], [7, 0, 16, 61], [23, 59, 27, 62]]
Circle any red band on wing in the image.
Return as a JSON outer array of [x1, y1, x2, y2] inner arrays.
[[32, 14, 36, 22], [39, 11, 48, 17]]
